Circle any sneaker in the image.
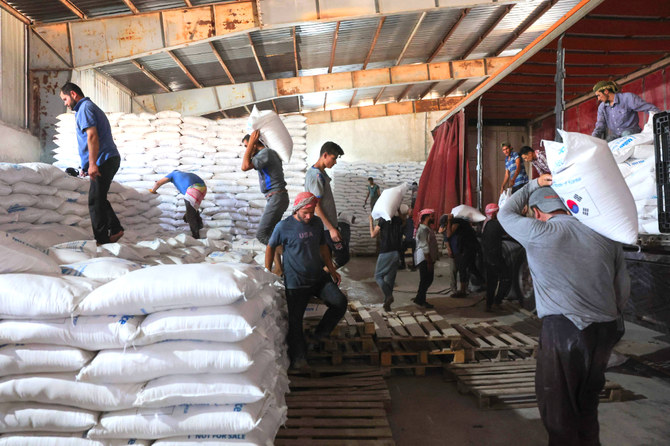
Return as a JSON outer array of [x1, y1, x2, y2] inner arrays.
[[421, 301, 435, 309]]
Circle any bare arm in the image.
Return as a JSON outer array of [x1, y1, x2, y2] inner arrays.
[[500, 168, 510, 193], [85, 127, 100, 179], [149, 177, 171, 193], [265, 244, 277, 271], [364, 189, 370, 205], [509, 157, 522, 185], [320, 243, 341, 285], [315, 202, 341, 242], [369, 216, 380, 238], [241, 129, 260, 171]]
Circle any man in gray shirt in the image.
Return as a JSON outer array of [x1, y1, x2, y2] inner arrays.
[[499, 174, 629, 445], [592, 80, 659, 141], [305, 141, 349, 267]]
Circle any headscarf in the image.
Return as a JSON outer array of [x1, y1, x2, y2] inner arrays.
[[483, 203, 499, 231], [414, 208, 435, 236], [592, 80, 620, 94], [292, 191, 318, 214]]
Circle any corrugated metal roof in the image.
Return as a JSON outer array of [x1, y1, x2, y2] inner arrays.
[[172, 45, 232, 87], [368, 13, 421, 66], [295, 21, 338, 71], [70, 0, 130, 19], [331, 17, 380, 70], [398, 8, 463, 65]]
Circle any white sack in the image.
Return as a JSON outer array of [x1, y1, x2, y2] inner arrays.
[[0, 344, 95, 376], [61, 257, 143, 281], [0, 231, 60, 275], [0, 434, 150, 446], [76, 263, 273, 316], [608, 132, 653, 163], [371, 184, 408, 221], [544, 130, 638, 244], [0, 402, 98, 433], [451, 204, 486, 222], [77, 331, 270, 383], [247, 106, 293, 163]]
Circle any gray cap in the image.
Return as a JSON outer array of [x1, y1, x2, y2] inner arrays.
[[529, 186, 568, 213]]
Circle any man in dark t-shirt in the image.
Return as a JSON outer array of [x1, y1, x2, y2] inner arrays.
[[481, 203, 508, 311], [266, 192, 347, 370], [440, 213, 481, 298], [369, 212, 403, 311]]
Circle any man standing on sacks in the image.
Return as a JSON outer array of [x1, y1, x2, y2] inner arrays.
[[266, 192, 348, 371], [498, 174, 629, 445], [59, 82, 124, 246]]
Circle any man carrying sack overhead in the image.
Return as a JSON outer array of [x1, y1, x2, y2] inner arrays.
[[592, 80, 659, 141], [266, 192, 348, 371]]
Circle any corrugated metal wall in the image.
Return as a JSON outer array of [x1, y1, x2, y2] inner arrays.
[[1, 9, 26, 127], [72, 69, 132, 114]]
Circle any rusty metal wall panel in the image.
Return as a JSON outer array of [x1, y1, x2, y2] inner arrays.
[[1, 9, 26, 127], [258, 0, 318, 26]]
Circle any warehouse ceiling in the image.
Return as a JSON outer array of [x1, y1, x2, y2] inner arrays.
[[5, 0, 669, 124]]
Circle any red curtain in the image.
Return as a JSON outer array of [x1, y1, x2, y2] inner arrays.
[[413, 110, 470, 226]]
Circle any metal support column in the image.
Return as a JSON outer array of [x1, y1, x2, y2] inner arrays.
[[476, 96, 483, 210], [554, 34, 566, 142]]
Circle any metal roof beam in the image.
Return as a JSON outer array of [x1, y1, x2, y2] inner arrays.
[[209, 42, 235, 84], [328, 22, 340, 74], [121, 0, 140, 15], [459, 4, 514, 60], [131, 60, 170, 93], [32, 2, 258, 70], [133, 55, 512, 116], [247, 34, 266, 80], [57, 0, 86, 20], [350, 16, 385, 108], [305, 96, 465, 125], [167, 51, 202, 88], [0, 0, 32, 24], [396, 12, 426, 66], [292, 27, 300, 76], [427, 8, 469, 63]]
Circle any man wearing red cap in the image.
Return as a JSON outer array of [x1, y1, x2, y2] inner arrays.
[[266, 191, 348, 370], [481, 203, 507, 312]]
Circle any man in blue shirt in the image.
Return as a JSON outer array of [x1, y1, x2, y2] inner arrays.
[[592, 80, 659, 141], [150, 170, 207, 239], [266, 192, 347, 370], [499, 142, 528, 195], [60, 82, 123, 245]]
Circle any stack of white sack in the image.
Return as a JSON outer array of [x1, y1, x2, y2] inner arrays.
[[332, 161, 424, 254], [52, 111, 308, 240], [0, 255, 289, 444], [608, 113, 660, 235], [543, 129, 638, 245]]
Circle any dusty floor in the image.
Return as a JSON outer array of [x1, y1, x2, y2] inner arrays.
[[337, 256, 670, 446]]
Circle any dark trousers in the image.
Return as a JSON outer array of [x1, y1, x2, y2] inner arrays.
[[536, 315, 623, 446], [415, 260, 434, 304], [285, 274, 348, 364], [183, 200, 201, 239], [454, 249, 476, 284], [399, 239, 415, 268], [88, 156, 123, 244], [325, 223, 350, 268], [485, 261, 506, 308]]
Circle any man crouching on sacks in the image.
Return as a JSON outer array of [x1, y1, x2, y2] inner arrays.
[[498, 173, 629, 445], [265, 192, 348, 371]]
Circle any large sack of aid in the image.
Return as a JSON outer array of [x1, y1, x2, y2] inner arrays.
[[246, 106, 293, 162], [0, 231, 60, 275], [451, 204, 486, 222], [77, 330, 269, 383], [0, 434, 152, 446], [0, 275, 99, 319], [0, 402, 98, 434], [60, 257, 143, 281], [372, 184, 408, 221], [0, 373, 141, 411], [543, 130, 637, 244], [76, 263, 274, 316], [608, 132, 653, 163], [88, 397, 272, 439], [135, 289, 275, 345], [0, 344, 95, 376], [134, 348, 282, 407], [0, 315, 142, 350]]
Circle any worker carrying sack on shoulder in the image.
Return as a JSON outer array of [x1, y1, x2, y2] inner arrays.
[[247, 106, 293, 162], [372, 184, 408, 222], [543, 129, 638, 245]]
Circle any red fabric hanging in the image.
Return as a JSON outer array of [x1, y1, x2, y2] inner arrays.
[[413, 110, 471, 228]]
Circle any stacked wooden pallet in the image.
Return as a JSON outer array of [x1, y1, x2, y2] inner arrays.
[[276, 370, 395, 445], [452, 321, 538, 362], [303, 301, 378, 366], [447, 359, 623, 410], [371, 309, 465, 375]]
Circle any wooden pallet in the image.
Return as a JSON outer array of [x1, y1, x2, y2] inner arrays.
[[371, 310, 462, 348], [276, 370, 395, 445], [447, 360, 623, 410], [452, 322, 538, 362]]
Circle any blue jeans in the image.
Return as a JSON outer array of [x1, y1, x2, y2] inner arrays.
[[285, 272, 348, 363], [375, 251, 399, 303]]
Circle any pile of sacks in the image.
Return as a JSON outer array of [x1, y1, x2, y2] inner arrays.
[[332, 161, 424, 254], [0, 224, 289, 444], [51, 110, 309, 239]]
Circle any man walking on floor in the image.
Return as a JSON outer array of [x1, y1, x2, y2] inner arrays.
[[266, 192, 348, 371], [369, 209, 403, 311], [481, 203, 507, 312], [59, 82, 123, 245], [413, 209, 438, 309], [499, 174, 629, 445], [305, 141, 349, 268]]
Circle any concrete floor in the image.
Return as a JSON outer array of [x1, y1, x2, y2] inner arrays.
[[337, 256, 670, 446]]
